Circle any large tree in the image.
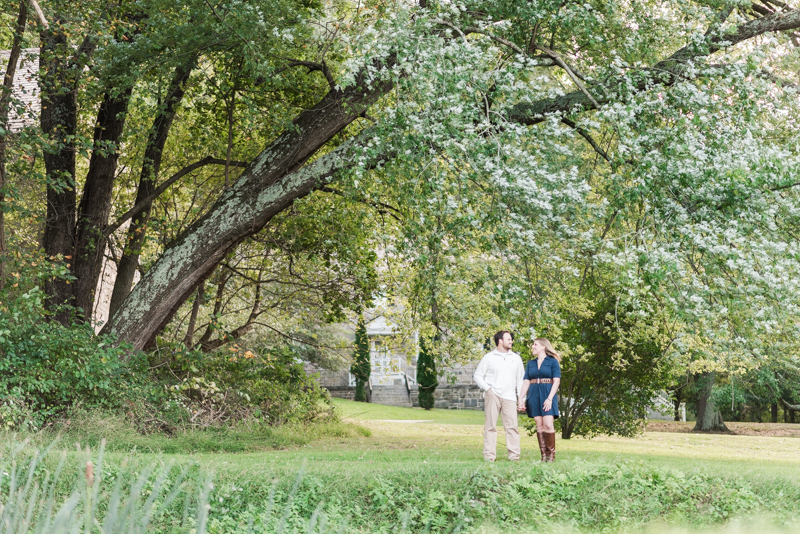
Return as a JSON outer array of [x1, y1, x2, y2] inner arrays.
[[16, 0, 800, 433]]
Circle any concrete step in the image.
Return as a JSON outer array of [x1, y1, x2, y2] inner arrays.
[[370, 386, 412, 408]]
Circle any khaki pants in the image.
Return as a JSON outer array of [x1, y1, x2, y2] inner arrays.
[[483, 390, 521, 461]]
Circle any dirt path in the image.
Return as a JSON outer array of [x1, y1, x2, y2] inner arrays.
[[647, 420, 800, 437]]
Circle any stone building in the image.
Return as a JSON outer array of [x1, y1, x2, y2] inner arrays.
[[306, 314, 485, 410], [0, 48, 39, 133]]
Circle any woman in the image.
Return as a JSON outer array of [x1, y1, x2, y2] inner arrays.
[[517, 338, 561, 462]]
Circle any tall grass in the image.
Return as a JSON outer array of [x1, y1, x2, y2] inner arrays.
[[0, 434, 798, 533], [22, 409, 371, 454], [0, 440, 365, 533], [0, 439, 199, 533]]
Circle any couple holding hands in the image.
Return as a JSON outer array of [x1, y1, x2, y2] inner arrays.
[[473, 331, 561, 462]]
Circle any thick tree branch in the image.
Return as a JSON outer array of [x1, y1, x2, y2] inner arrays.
[[508, 7, 800, 125], [780, 397, 800, 410], [28, 0, 47, 28], [105, 156, 248, 237], [105, 124, 394, 350]]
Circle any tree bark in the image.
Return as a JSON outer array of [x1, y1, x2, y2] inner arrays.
[[507, 8, 800, 127], [40, 30, 95, 322], [771, 403, 778, 423], [0, 0, 27, 291], [72, 86, 133, 321], [108, 58, 195, 320], [693, 371, 730, 433], [104, 58, 394, 350]]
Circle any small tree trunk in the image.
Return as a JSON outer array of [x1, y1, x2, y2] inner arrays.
[[771, 403, 778, 423], [693, 372, 729, 433], [183, 281, 204, 347], [72, 87, 132, 321], [108, 58, 194, 320], [562, 406, 579, 439]]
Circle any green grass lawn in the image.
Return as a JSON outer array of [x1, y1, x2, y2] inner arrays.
[[331, 398, 800, 479], [333, 397, 488, 424], [6, 401, 800, 533]]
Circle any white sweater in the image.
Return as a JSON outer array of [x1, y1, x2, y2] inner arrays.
[[473, 349, 524, 402]]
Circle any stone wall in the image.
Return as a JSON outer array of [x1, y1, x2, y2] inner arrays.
[[326, 386, 357, 402], [326, 384, 484, 410], [412, 385, 484, 410]]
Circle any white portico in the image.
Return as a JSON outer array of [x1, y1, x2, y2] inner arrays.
[[348, 315, 417, 387]]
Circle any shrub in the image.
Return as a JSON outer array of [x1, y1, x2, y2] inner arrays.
[[0, 282, 335, 433], [417, 336, 438, 410], [0, 287, 145, 430], [350, 316, 370, 402], [152, 343, 337, 429]]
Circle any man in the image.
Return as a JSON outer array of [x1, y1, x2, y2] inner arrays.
[[473, 331, 525, 461]]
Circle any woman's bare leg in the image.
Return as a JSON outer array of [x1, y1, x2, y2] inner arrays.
[[541, 415, 555, 433]]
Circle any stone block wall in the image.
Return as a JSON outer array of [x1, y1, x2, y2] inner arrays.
[[326, 386, 356, 401], [410, 385, 484, 410], [325, 384, 485, 410]]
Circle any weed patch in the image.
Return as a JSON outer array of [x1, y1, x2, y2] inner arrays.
[[21, 409, 370, 454]]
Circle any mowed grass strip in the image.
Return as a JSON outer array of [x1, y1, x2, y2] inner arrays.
[[333, 397, 488, 425], [323, 399, 800, 485]]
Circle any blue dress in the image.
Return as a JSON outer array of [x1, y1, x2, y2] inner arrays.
[[524, 356, 561, 419]]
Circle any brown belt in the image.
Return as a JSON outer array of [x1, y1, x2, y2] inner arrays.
[[529, 378, 553, 384]]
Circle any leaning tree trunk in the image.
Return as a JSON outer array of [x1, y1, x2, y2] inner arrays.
[[72, 87, 133, 321], [108, 59, 195, 320], [104, 67, 394, 350], [693, 371, 729, 432]]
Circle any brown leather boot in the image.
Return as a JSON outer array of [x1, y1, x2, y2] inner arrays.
[[544, 432, 556, 462], [536, 432, 547, 462]]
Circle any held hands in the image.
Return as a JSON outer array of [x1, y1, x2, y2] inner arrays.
[[517, 401, 526, 412]]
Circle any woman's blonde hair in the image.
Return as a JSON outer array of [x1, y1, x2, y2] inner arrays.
[[535, 338, 561, 362]]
